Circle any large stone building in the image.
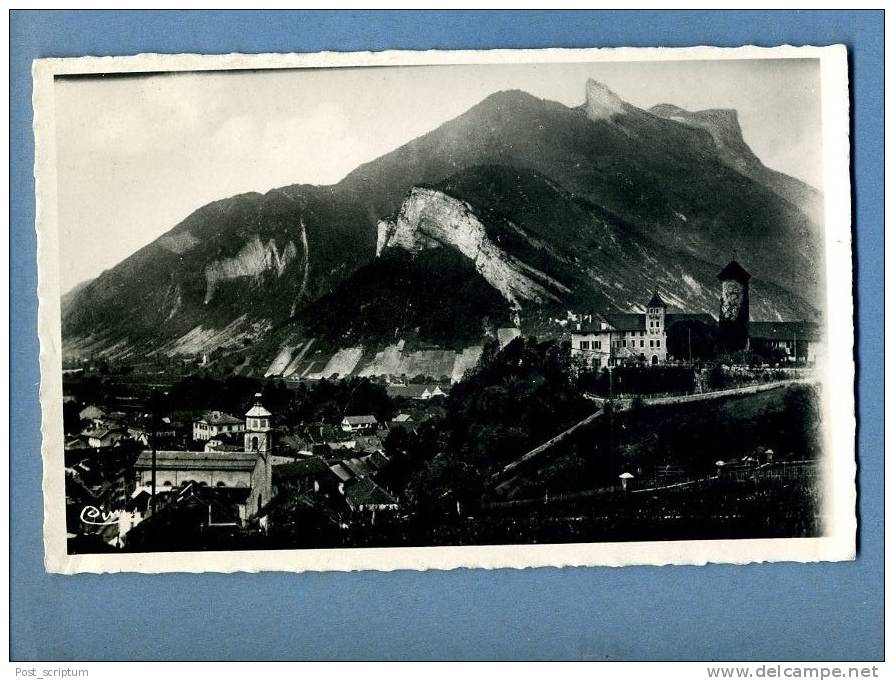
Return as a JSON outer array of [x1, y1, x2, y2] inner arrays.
[[571, 260, 824, 367], [570, 292, 713, 368], [135, 394, 274, 521]]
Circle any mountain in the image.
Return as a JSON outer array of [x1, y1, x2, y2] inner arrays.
[[648, 102, 824, 225], [62, 185, 378, 359], [374, 165, 815, 320], [61, 79, 824, 365]]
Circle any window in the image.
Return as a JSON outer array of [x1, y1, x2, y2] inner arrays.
[[595, 341, 601, 349], [594, 358, 601, 368], [216, 481, 226, 487], [622, 340, 627, 347], [580, 341, 590, 350], [640, 340, 644, 348], [650, 340, 654, 348], [656, 340, 661, 347]]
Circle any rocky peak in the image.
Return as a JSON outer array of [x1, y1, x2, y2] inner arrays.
[[649, 104, 749, 157], [649, 103, 688, 118], [377, 187, 568, 309], [584, 79, 627, 121]]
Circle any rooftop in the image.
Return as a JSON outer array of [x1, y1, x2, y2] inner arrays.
[[134, 450, 258, 472], [343, 477, 398, 509], [79, 405, 106, 419], [84, 426, 127, 440], [197, 411, 244, 426], [573, 311, 717, 334], [273, 456, 331, 482], [343, 415, 378, 425], [646, 291, 667, 308], [329, 463, 353, 482], [749, 321, 823, 342], [717, 260, 751, 283], [245, 393, 272, 418], [386, 384, 451, 399]]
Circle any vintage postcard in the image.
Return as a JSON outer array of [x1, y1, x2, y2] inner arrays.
[[33, 45, 855, 573]]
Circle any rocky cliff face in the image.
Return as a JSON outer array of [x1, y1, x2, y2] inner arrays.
[[376, 187, 569, 308], [583, 78, 628, 121], [204, 236, 299, 304]]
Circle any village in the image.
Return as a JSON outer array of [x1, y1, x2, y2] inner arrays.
[[63, 260, 825, 552]]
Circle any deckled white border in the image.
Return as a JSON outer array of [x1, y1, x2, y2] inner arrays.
[[34, 45, 855, 574]]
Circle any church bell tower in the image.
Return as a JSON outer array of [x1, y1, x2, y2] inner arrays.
[[244, 393, 273, 454]]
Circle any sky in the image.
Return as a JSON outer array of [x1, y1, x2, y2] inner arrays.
[[54, 58, 822, 293]]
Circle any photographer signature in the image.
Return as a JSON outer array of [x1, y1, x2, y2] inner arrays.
[[79, 505, 120, 526]]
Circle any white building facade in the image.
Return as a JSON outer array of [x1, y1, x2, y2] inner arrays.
[[571, 292, 669, 368]]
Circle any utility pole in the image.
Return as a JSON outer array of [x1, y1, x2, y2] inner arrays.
[[149, 390, 160, 517], [608, 353, 616, 480]]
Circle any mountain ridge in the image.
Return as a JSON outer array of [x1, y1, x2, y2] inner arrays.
[[61, 79, 824, 364]]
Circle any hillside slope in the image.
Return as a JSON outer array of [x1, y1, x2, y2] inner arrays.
[[62, 79, 824, 361]]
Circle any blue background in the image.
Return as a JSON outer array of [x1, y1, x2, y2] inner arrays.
[[10, 10, 884, 661]]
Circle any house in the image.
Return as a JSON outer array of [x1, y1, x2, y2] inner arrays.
[[386, 383, 449, 400], [362, 450, 390, 471], [341, 415, 378, 433], [65, 436, 90, 451], [122, 483, 249, 551], [420, 385, 448, 400], [341, 457, 375, 479], [749, 321, 824, 364], [127, 428, 150, 446], [192, 411, 245, 441], [570, 292, 676, 368], [352, 434, 384, 454], [273, 456, 336, 496], [84, 426, 128, 449], [204, 436, 244, 453], [329, 462, 354, 484], [79, 405, 106, 423], [391, 413, 414, 425], [342, 477, 398, 512]]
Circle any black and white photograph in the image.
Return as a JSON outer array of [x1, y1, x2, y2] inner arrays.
[[34, 46, 855, 573]]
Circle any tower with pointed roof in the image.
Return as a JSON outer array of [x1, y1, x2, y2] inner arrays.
[[717, 260, 751, 352], [244, 393, 273, 454], [244, 393, 274, 517], [645, 291, 667, 364]]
